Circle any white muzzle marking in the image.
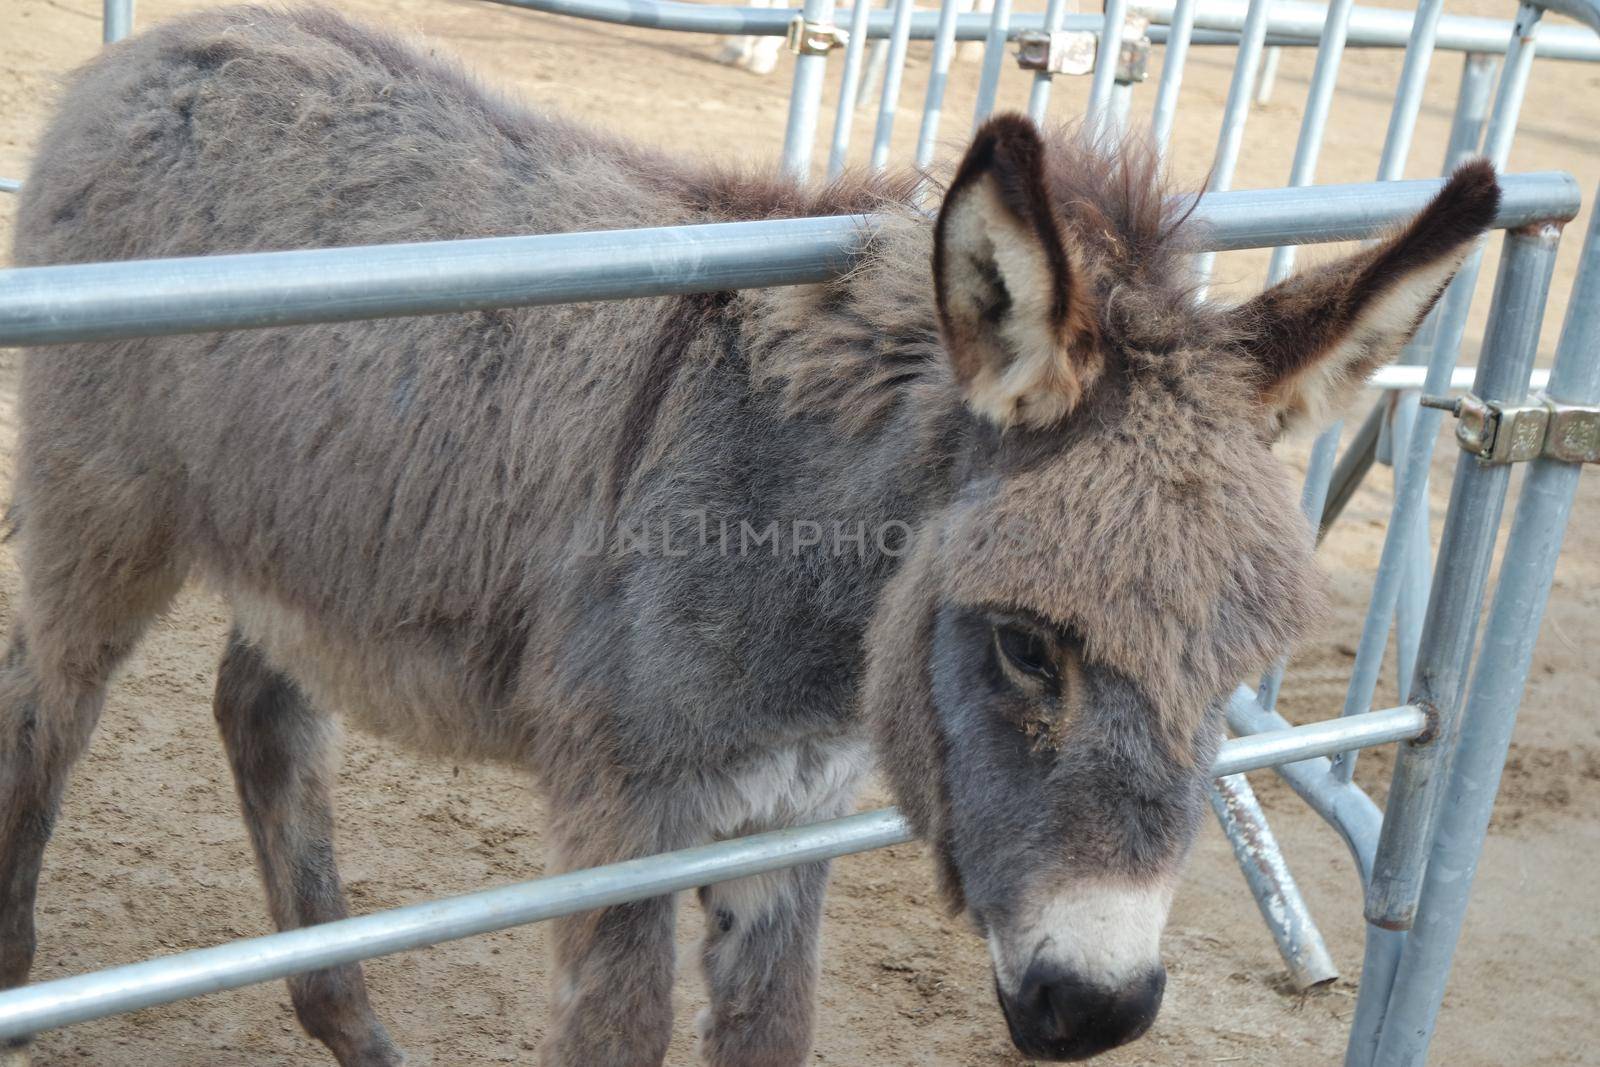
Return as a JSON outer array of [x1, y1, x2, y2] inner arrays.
[[988, 880, 1175, 994]]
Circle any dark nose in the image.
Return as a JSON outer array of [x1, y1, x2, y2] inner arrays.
[[997, 963, 1166, 1061]]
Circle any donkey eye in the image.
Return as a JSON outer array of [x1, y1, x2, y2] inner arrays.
[[994, 625, 1055, 683]]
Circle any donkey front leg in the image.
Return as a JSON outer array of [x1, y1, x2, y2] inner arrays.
[[695, 860, 831, 1067], [694, 737, 865, 1067], [213, 631, 404, 1067], [541, 820, 678, 1067]]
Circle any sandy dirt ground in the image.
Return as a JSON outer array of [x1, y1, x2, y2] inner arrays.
[[2, 0, 1598, 1063]]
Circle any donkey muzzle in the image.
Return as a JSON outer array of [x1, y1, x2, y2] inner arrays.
[[996, 962, 1165, 1061]]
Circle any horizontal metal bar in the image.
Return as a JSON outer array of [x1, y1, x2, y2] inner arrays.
[[488, 0, 1055, 39], [0, 216, 872, 347], [1370, 365, 1549, 391], [1136, 0, 1600, 61], [0, 172, 1579, 348], [483, 0, 1600, 58], [1193, 171, 1576, 251], [1225, 686, 1388, 886], [1213, 704, 1425, 776], [0, 704, 1426, 1041]]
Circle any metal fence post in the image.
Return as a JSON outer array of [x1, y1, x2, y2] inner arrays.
[[1346, 220, 1563, 1067], [103, 0, 133, 43], [826, 0, 875, 177], [1209, 775, 1339, 990], [1445, 52, 1501, 167], [1149, 0, 1196, 159], [971, 0, 1015, 125], [870, 0, 916, 168], [1085, 0, 1129, 134], [1373, 192, 1600, 1067], [1192, 0, 1276, 286], [781, 0, 838, 180], [1025, 0, 1074, 125], [1262, 0, 1357, 282], [916, 0, 967, 169], [1253, 43, 1282, 104]]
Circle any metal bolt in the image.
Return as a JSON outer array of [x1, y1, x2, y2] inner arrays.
[[1418, 394, 1462, 414]]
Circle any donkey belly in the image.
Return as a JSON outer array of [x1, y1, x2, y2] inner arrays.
[[225, 585, 537, 766]]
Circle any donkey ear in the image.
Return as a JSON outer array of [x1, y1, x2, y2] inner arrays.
[[934, 114, 1098, 430], [1228, 159, 1501, 437]]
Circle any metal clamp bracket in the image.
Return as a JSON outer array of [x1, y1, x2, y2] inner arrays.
[[1420, 390, 1600, 464], [1015, 30, 1098, 75], [785, 16, 848, 55], [1117, 18, 1152, 83], [1014, 16, 1149, 81]]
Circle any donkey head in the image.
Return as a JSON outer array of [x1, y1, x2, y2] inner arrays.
[[866, 115, 1498, 1061]]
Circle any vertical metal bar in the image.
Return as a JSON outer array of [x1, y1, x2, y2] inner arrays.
[[1374, 0, 1449, 182], [860, 45, 889, 112], [1388, 49, 1497, 687], [1330, 6, 1539, 787], [870, 0, 917, 170], [1357, 0, 1450, 711], [1444, 53, 1500, 169], [1026, 0, 1075, 125], [1482, 3, 1540, 167], [1253, 44, 1282, 104], [1373, 201, 1600, 1067], [1209, 775, 1340, 990], [1263, 0, 1357, 281], [918, 0, 969, 169], [1410, 6, 1539, 399], [1106, 79, 1134, 136], [1085, 0, 1130, 134], [1318, 400, 1387, 539], [971, 0, 1014, 127], [783, 0, 839, 181], [1149, 0, 1196, 160], [1344, 927, 1406, 1067], [1191, 0, 1274, 286], [103, 0, 133, 43], [1367, 224, 1561, 932], [1387, 391, 1425, 699], [827, 0, 877, 177], [1252, 0, 1358, 699], [1345, 223, 1561, 1067]]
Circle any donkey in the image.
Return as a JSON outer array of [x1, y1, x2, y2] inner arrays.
[[1, 6, 1497, 1065]]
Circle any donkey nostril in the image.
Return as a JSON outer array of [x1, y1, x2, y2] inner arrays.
[[1002, 964, 1166, 1062]]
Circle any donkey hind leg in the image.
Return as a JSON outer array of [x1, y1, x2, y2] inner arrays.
[[695, 739, 866, 1067], [540, 815, 680, 1067], [213, 631, 404, 1067], [0, 534, 183, 1063]]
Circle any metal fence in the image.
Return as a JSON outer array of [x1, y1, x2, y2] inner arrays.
[[0, 0, 1597, 1064]]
